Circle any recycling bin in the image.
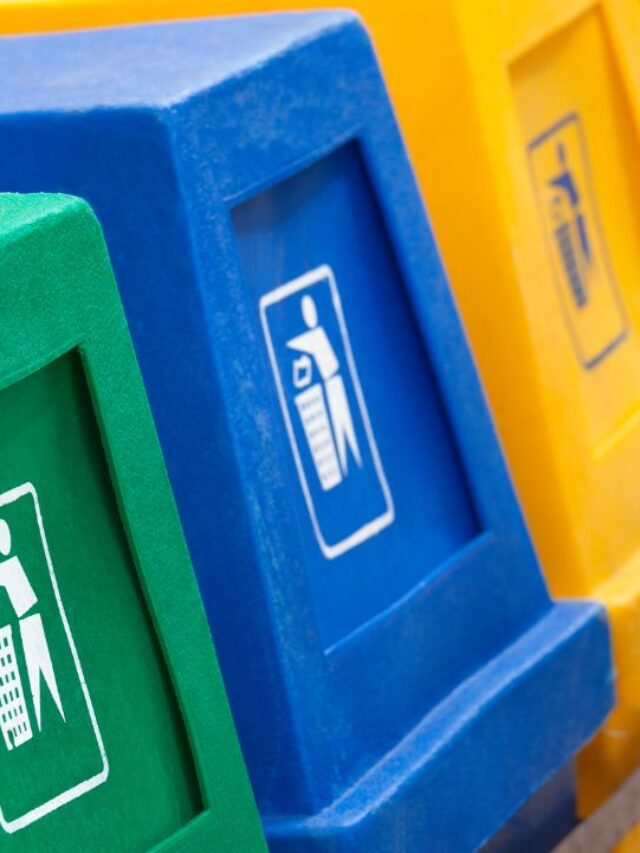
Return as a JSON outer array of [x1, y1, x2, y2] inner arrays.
[[0, 15, 615, 851], [347, 0, 640, 820], [0, 193, 265, 850]]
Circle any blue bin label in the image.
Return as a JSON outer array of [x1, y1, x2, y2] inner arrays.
[[528, 113, 627, 369], [260, 265, 394, 558]]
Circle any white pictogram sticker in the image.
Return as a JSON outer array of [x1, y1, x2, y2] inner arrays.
[[0, 483, 108, 833], [260, 265, 394, 558]]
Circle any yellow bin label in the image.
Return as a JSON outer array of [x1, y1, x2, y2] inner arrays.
[[528, 112, 627, 369]]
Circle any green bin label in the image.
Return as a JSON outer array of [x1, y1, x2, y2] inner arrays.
[[0, 482, 107, 833]]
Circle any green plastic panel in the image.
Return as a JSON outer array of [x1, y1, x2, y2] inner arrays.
[[0, 193, 265, 852]]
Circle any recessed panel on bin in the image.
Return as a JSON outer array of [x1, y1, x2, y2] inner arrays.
[[0, 353, 197, 841], [0, 194, 264, 850], [233, 144, 479, 649], [0, 16, 614, 851]]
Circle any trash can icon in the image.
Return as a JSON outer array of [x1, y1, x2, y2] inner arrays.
[[0, 624, 32, 752]]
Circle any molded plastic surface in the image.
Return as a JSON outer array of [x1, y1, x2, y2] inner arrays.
[[0, 194, 265, 850], [0, 17, 614, 850]]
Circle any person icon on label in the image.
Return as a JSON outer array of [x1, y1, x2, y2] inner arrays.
[[0, 518, 64, 752], [287, 294, 362, 492]]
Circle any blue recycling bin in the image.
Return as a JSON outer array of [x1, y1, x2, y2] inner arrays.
[[0, 14, 613, 851]]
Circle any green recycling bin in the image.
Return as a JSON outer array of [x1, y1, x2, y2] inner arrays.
[[0, 193, 265, 851]]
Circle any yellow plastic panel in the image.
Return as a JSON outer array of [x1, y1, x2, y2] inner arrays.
[[512, 10, 640, 451], [3, 0, 640, 819], [436, 0, 640, 816]]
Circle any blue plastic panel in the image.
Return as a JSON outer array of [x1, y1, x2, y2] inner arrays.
[[0, 15, 614, 851], [234, 143, 480, 648]]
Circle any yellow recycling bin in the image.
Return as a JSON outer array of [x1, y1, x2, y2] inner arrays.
[[422, 0, 640, 817], [3, 0, 640, 820]]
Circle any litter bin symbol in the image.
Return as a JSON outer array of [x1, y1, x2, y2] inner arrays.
[[0, 483, 107, 834], [261, 265, 394, 558], [0, 518, 65, 753], [529, 113, 627, 368]]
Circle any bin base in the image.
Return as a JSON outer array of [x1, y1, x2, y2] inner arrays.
[[481, 762, 577, 853], [266, 601, 612, 852]]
